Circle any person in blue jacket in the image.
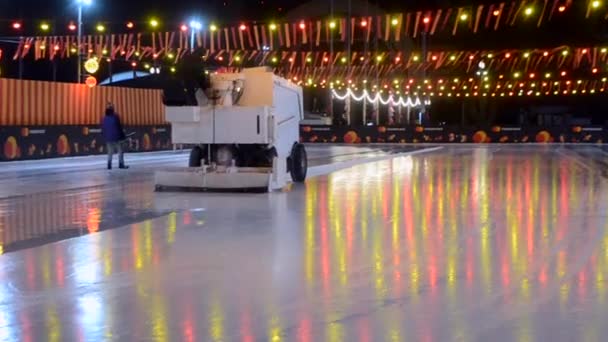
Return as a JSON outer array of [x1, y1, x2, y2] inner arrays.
[[101, 102, 129, 170]]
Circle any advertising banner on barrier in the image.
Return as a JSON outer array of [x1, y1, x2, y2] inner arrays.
[[0, 125, 172, 161], [300, 125, 607, 144]]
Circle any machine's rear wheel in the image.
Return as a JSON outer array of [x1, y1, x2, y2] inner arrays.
[[290, 143, 307, 182], [189, 146, 204, 167]]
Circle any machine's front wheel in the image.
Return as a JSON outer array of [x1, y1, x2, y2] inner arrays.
[[290, 143, 307, 182], [189, 146, 204, 167]]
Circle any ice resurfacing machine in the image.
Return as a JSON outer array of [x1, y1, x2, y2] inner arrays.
[[155, 67, 307, 192]]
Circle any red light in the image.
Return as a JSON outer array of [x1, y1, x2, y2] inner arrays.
[[239, 24, 247, 31], [432, 55, 438, 61], [54, 45, 60, 51], [218, 56, 224, 61], [131, 62, 137, 67], [561, 71, 567, 76], [299, 22, 306, 30], [582, 49, 588, 54], [12, 22, 21, 30], [529, 73, 535, 78], [126, 22, 134, 29], [558, 5, 566, 12], [395, 57, 401, 62], [423, 17, 431, 24], [68, 23, 76, 31], [543, 51, 549, 56], [505, 53, 511, 58], [493, 10, 501, 16], [469, 55, 474, 60], [180, 24, 188, 32], [360, 20, 368, 27], [323, 57, 329, 62], [593, 68, 598, 73]]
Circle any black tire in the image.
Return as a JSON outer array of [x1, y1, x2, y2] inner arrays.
[[290, 143, 307, 182], [189, 146, 204, 167]]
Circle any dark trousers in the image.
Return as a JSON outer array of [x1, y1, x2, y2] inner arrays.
[[106, 142, 124, 166]]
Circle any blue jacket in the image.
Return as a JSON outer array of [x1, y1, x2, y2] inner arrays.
[[101, 113, 125, 143]]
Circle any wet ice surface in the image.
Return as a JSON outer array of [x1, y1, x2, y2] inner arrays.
[[2, 145, 608, 341], [0, 145, 423, 253]]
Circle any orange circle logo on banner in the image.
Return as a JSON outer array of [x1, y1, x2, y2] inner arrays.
[[85, 76, 97, 88]]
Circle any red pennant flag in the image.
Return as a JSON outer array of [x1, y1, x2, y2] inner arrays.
[[430, 10, 442, 35], [474, 5, 484, 33], [224, 28, 230, 51], [13, 38, 24, 60], [231, 27, 238, 50], [254, 25, 260, 50]]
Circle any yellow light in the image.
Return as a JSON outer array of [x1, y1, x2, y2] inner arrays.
[[102, 49, 108, 55], [269, 23, 277, 30], [329, 21, 336, 29], [84, 58, 99, 74], [487, 53, 494, 58], [545, 73, 551, 78], [376, 55, 382, 62], [592, 1, 601, 9], [514, 72, 521, 78], [150, 19, 159, 28], [271, 57, 278, 63], [523, 52, 530, 58], [170, 67, 176, 73], [460, 13, 469, 21], [524, 7, 534, 16], [40, 23, 50, 31], [391, 18, 399, 26], [562, 50, 568, 56], [341, 57, 347, 63], [210, 24, 217, 31], [235, 56, 241, 61], [450, 55, 456, 61], [306, 57, 312, 63], [96, 24, 105, 32], [168, 53, 175, 59], [70, 47, 77, 53], [412, 55, 419, 62]]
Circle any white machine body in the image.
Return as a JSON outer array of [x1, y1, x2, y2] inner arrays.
[[155, 67, 305, 192]]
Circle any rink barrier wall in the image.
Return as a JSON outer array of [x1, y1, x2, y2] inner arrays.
[[300, 125, 606, 144], [0, 78, 165, 126], [1, 125, 171, 161]]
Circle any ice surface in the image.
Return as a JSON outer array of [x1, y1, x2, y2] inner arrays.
[[2, 145, 608, 341]]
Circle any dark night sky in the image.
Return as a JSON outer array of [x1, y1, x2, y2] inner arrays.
[[0, 1, 496, 26]]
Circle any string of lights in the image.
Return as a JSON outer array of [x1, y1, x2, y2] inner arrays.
[[331, 88, 429, 107]]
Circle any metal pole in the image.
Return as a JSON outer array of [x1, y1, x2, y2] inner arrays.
[[77, 4, 83, 83], [190, 31, 195, 53], [362, 97, 367, 125]]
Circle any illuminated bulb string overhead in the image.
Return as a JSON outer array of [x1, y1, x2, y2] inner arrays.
[[331, 89, 430, 107]]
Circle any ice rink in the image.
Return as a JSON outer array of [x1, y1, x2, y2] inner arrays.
[[2, 144, 608, 341]]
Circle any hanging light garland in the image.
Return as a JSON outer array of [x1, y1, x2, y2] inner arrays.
[[331, 88, 430, 107]]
